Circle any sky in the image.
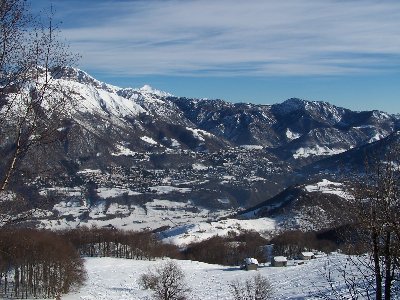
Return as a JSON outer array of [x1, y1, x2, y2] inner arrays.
[[31, 0, 400, 113]]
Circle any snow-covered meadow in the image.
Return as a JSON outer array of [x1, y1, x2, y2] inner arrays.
[[60, 254, 384, 300], [160, 217, 276, 246]]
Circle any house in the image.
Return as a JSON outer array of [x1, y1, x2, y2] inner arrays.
[[300, 252, 315, 260], [272, 256, 287, 267], [242, 257, 259, 270]]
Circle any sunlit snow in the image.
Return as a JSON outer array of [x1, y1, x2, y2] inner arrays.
[[140, 136, 159, 145], [293, 145, 346, 159], [286, 128, 301, 140], [111, 144, 137, 156], [304, 179, 353, 199], [96, 187, 141, 199], [161, 217, 276, 246], [240, 145, 264, 150], [186, 127, 213, 141], [61, 254, 390, 300]]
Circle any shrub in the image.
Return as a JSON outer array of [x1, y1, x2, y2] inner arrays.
[[230, 273, 273, 300], [184, 230, 267, 266], [139, 261, 190, 300]]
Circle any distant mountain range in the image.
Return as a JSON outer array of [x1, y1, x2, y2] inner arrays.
[[2, 66, 399, 231]]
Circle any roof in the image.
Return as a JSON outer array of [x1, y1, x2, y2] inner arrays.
[[244, 257, 259, 265], [301, 252, 314, 257], [273, 256, 287, 262]]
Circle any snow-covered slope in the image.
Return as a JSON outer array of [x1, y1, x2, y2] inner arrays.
[[159, 217, 276, 246], [304, 130, 400, 175], [240, 178, 353, 231], [37, 197, 235, 233], [61, 255, 395, 300]]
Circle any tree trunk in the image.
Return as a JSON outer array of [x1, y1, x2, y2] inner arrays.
[[0, 127, 22, 191], [372, 230, 382, 300], [384, 230, 392, 300]]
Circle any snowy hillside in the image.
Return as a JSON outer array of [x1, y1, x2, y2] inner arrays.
[[60, 255, 396, 300], [159, 217, 276, 246], [38, 197, 236, 233], [239, 178, 353, 231]]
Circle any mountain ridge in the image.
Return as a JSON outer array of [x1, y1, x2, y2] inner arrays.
[[1, 66, 398, 232]]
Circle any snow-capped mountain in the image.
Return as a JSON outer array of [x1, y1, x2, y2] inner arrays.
[[47, 67, 399, 158], [2, 67, 399, 230]]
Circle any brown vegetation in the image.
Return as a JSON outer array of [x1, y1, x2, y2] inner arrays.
[[0, 226, 182, 299], [184, 230, 267, 266], [0, 229, 86, 299], [60, 226, 181, 260], [270, 230, 337, 259]]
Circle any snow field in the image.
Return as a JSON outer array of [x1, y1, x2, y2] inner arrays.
[[186, 127, 214, 141], [293, 145, 346, 159], [61, 254, 366, 300], [304, 179, 353, 199], [39, 198, 235, 234], [161, 217, 276, 246], [286, 128, 301, 141]]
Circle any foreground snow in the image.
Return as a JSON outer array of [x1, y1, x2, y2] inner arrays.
[[60, 254, 379, 300]]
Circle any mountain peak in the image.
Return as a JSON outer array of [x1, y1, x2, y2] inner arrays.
[[281, 98, 336, 110], [273, 98, 348, 121], [272, 98, 309, 115], [51, 66, 96, 83], [137, 84, 172, 97], [51, 67, 174, 98], [51, 66, 118, 92]]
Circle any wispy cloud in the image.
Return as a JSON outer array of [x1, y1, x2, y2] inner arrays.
[[52, 0, 400, 77]]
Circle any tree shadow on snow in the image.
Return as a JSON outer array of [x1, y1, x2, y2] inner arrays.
[[220, 266, 241, 271]]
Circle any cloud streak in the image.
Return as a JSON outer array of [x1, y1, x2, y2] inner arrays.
[[52, 0, 400, 77]]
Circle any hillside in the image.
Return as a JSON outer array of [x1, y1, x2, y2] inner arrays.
[[61, 255, 397, 300]]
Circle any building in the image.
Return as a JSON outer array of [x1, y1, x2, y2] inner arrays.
[[242, 257, 259, 270], [300, 252, 315, 260], [272, 256, 287, 267]]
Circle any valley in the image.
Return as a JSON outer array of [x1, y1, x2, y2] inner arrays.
[[2, 67, 399, 237]]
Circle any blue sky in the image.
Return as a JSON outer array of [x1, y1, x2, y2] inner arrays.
[[32, 0, 400, 113]]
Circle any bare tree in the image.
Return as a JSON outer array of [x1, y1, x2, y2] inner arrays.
[[0, 228, 86, 298], [335, 145, 400, 300], [0, 0, 76, 193], [230, 273, 273, 300], [139, 260, 190, 300]]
